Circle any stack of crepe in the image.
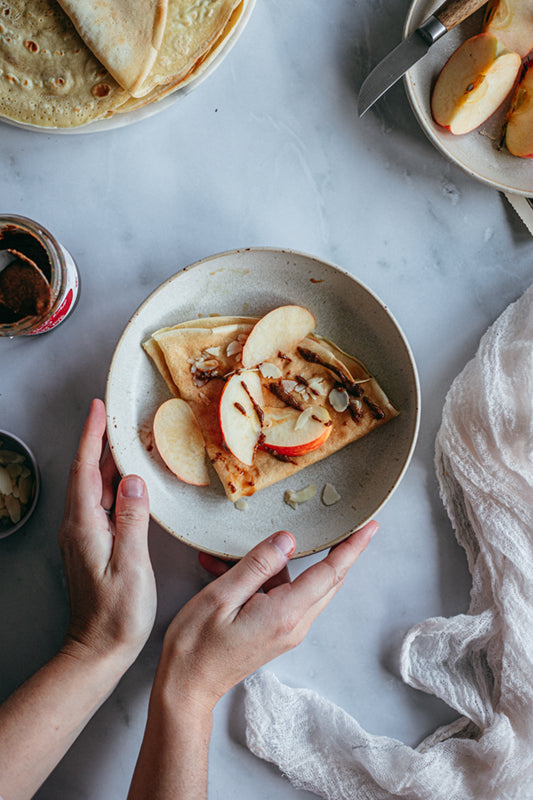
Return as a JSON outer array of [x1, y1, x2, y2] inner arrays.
[[0, 0, 248, 128]]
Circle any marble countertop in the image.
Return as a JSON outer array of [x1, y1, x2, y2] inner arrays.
[[1, 1, 532, 798]]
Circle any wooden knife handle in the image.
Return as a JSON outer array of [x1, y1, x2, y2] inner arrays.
[[435, 0, 488, 31]]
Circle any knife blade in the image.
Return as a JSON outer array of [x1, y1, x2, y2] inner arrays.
[[358, 0, 488, 117]]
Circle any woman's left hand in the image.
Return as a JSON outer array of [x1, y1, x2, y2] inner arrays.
[[58, 398, 157, 670]]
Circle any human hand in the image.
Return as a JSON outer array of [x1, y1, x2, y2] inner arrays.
[[158, 522, 378, 712], [58, 398, 156, 671]]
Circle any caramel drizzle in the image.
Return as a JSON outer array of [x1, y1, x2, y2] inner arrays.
[[241, 380, 264, 426], [268, 382, 304, 411]]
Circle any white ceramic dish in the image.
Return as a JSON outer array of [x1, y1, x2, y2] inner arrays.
[[403, 0, 533, 196], [106, 247, 420, 560], [0, 0, 255, 135]]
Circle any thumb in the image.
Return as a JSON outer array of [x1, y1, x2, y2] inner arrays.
[[112, 475, 150, 562], [217, 530, 296, 609]]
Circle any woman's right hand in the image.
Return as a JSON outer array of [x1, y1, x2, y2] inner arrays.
[[159, 522, 378, 712]]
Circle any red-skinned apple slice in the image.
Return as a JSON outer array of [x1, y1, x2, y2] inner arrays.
[[484, 0, 533, 59], [261, 405, 332, 457], [241, 305, 315, 369], [431, 33, 521, 135], [505, 65, 533, 157], [219, 370, 263, 465], [153, 398, 209, 486]]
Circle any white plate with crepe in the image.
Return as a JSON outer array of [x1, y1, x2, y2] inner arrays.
[[403, 0, 533, 196], [106, 248, 420, 560], [0, 0, 254, 134]]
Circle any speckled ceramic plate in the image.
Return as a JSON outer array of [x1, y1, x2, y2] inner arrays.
[[404, 0, 533, 196], [106, 248, 420, 559], [0, 0, 255, 135]]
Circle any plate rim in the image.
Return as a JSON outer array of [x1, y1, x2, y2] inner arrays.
[[105, 245, 421, 559]]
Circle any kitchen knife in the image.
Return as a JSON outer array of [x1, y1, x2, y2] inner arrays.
[[358, 0, 488, 116]]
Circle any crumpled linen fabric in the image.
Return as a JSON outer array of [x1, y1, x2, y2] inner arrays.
[[244, 284, 533, 800]]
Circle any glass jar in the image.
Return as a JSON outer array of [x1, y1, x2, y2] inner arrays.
[[0, 214, 80, 336]]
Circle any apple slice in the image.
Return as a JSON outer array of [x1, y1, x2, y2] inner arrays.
[[261, 405, 332, 457], [431, 33, 521, 135], [484, 0, 533, 59], [505, 65, 533, 157], [241, 305, 315, 369], [153, 398, 209, 486], [219, 370, 263, 465]]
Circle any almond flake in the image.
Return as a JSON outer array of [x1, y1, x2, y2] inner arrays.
[[322, 483, 341, 506], [234, 499, 248, 511], [5, 494, 21, 524], [307, 377, 327, 396], [0, 465, 12, 495], [226, 340, 242, 358], [204, 346, 222, 357], [282, 380, 298, 393], [294, 383, 307, 393], [284, 484, 317, 509], [259, 362, 282, 379], [329, 387, 349, 413], [295, 407, 313, 431], [18, 475, 33, 505]]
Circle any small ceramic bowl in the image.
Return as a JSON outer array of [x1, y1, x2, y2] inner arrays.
[[0, 430, 40, 539]]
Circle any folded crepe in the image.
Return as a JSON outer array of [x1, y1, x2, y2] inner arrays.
[[115, 0, 245, 112], [127, 0, 243, 98], [143, 314, 399, 502], [0, 0, 128, 127], [56, 0, 168, 95]]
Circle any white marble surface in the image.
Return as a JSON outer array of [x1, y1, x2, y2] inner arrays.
[[1, 1, 532, 798]]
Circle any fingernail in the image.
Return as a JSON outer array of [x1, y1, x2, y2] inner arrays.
[[270, 531, 296, 558], [366, 521, 379, 538], [121, 475, 145, 498]]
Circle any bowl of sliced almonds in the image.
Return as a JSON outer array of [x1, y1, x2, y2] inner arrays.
[[0, 431, 40, 539]]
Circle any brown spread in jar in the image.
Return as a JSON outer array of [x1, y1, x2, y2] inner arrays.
[[0, 227, 53, 324]]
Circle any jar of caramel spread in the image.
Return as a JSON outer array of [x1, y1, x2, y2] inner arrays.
[[0, 215, 80, 336]]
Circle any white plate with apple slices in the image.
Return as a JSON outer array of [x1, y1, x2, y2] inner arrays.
[[403, 0, 533, 195], [106, 248, 420, 560]]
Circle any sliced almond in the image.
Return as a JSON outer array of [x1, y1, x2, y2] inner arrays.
[[281, 379, 298, 392], [0, 465, 12, 496], [226, 339, 243, 358], [7, 463, 22, 480], [5, 494, 21, 524], [18, 475, 33, 505], [322, 483, 341, 506], [234, 498, 248, 511], [284, 483, 317, 509], [0, 450, 24, 465], [307, 377, 327, 396], [294, 407, 313, 431], [329, 387, 349, 413], [259, 362, 282, 379], [204, 346, 222, 357]]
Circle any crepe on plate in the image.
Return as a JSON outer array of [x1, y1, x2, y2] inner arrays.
[[0, 0, 246, 127], [143, 308, 399, 502], [55, 0, 168, 96]]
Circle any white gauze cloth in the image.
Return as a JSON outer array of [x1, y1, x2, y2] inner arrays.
[[244, 284, 533, 800]]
